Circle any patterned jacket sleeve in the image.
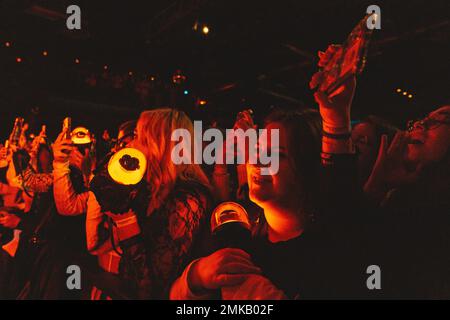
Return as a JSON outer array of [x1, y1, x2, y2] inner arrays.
[[21, 166, 53, 193], [137, 193, 207, 299]]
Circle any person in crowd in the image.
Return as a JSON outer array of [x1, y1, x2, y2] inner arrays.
[[86, 108, 212, 299], [170, 74, 370, 299], [0, 42, 446, 301], [209, 110, 263, 224], [92, 120, 137, 177], [114, 120, 137, 152], [1, 141, 57, 298], [351, 116, 398, 186], [0, 145, 26, 298], [363, 105, 450, 298], [52, 126, 94, 216], [314, 44, 450, 298], [53, 120, 136, 218], [51, 120, 138, 299], [0, 127, 92, 299]]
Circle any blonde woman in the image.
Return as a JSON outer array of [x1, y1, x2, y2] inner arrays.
[[87, 108, 211, 299]]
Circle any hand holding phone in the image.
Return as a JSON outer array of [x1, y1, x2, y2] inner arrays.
[[53, 121, 74, 162]]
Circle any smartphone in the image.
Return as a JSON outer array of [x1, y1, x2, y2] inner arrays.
[[63, 117, 71, 140], [11, 117, 24, 145], [319, 13, 376, 95]]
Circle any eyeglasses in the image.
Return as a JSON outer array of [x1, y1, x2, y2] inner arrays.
[[407, 116, 450, 132]]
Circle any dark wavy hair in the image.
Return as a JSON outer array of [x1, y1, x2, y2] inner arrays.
[[263, 108, 322, 218]]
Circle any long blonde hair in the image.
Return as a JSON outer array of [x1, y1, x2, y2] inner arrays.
[[134, 108, 210, 215]]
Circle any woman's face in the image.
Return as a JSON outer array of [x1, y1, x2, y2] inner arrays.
[[406, 106, 450, 167], [247, 122, 300, 209]]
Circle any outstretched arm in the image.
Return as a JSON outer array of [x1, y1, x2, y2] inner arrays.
[[52, 129, 89, 216]]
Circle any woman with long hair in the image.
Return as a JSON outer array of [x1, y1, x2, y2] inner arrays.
[[87, 108, 211, 299]]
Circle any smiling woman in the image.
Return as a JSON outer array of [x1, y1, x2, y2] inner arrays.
[[170, 108, 364, 300], [247, 109, 322, 222]]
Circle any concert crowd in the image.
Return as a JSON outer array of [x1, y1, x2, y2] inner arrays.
[[0, 44, 449, 300]]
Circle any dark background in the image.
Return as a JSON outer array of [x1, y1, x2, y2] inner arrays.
[[0, 0, 449, 140]]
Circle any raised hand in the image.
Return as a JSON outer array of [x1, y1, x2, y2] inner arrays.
[[311, 45, 356, 134], [52, 128, 73, 164], [0, 211, 21, 229], [364, 131, 422, 201]]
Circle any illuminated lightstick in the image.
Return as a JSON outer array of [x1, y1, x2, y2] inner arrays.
[[107, 147, 147, 186], [71, 126, 93, 155], [211, 202, 252, 251], [89, 147, 147, 216], [71, 126, 92, 144]]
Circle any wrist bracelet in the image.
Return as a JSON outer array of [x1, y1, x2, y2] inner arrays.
[[322, 130, 351, 140], [322, 122, 351, 135]]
